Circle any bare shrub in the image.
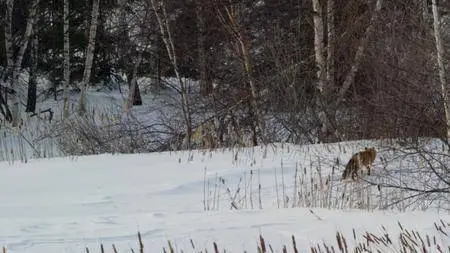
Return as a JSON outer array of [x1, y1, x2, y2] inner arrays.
[[53, 110, 158, 156]]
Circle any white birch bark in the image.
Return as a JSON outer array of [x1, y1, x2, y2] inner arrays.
[[10, 0, 40, 126], [311, 0, 326, 93], [431, 0, 450, 140], [63, 0, 70, 117], [151, 0, 193, 149], [311, 0, 334, 141], [78, 0, 100, 115], [334, 0, 383, 108]]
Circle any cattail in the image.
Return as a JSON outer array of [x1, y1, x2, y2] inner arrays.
[[259, 235, 266, 253], [292, 235, 299, 253], [213, 242, 219, 253], [112, 244, 118, 253]]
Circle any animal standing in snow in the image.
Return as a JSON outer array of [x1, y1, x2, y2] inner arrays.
[[341, 147, 377, 181]]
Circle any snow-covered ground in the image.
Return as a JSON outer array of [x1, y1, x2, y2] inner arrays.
[[0, 144, 448, 252], [0, 77, 448, 252]]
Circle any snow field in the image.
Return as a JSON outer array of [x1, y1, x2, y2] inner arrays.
[[0, 142, 448, 252]]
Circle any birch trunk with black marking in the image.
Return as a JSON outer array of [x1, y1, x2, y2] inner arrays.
[[62, 0, 70, 117], [26, 31, 38, 113], [151, 0, 193, 149], [78, 0, 100, 115], [10, 0, 40, 126], [431, 0, 450, 141], [311, 0, 325, 94], [311, 0, 333, 141]]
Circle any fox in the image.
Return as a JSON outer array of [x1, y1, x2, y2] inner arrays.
[[341, 147, 377, 181]]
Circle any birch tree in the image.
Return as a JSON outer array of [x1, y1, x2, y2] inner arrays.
[[62, 0, 70, 117], [333, 0, 383, 108], [5, 0, 40, 126], [312, 0, 331, 140], [431, 0, 450, 141], [311, 0, 383, 142], [150, 0, 193, 149], [215, 0, 267, 146], [78, 0, 100, 115]]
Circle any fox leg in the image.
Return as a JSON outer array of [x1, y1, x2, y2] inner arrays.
[[351, 168, 359, 181], [354, 155, 362, 181]]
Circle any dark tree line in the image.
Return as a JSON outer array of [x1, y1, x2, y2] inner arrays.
[[0, 0, 448, 147]]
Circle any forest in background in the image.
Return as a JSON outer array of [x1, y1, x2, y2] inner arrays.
[[0, 0, 449, 153]]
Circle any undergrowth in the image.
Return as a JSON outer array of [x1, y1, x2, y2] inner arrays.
[[199, 142, 449, 212], [4, 220, 446, 253]]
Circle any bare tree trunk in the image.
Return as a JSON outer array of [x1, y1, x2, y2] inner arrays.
[[121, 0, 143, 107], [26, 31, 38, 113], [216, 3, 267, 145], [1, 0, 14, 122], [124, 49, 144, 111], [431, 0, 450, 140], [78, 0, 100, 115], [195, 0, 212, 96], [311, 0, 381, 142], [311, 0, 334, 141], [117, 0, 129, 64], [3, 0, 14, 83], [118, 0, 142, 106], [334, 0, 383, 108], [240, 36, 266, 145], [9, 0, 40, 126], [62, 0, 70, 117], [326, 0, 335, 87], [117, 0, 131, 88], [422, 0, 429, 23], [151, 0, 193, 149], [311, 0, 326, 94]]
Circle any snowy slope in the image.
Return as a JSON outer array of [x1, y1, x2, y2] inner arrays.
[[0, 144, 448, 252]]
